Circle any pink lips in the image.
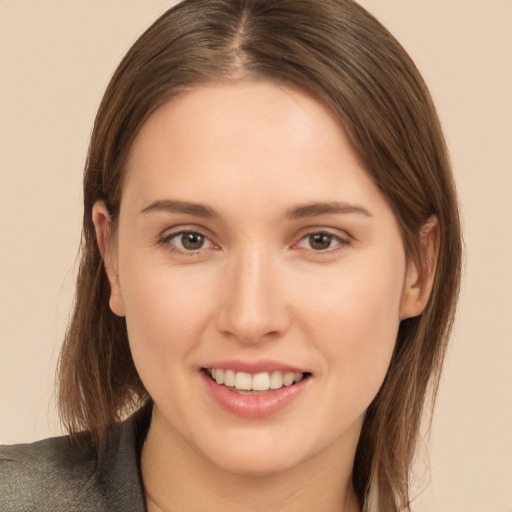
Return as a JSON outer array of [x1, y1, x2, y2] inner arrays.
[[201, 360, 311, 419], [203, 359, 307, 374]]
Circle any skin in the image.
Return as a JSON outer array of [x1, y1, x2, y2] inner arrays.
[[93, 81, 437, 512]]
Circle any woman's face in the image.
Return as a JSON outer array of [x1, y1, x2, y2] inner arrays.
[[96, 81, 424, 476]]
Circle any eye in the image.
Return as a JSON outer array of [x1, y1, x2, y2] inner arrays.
[[296, 232, 347, 251], [164, 230, 212, 252]]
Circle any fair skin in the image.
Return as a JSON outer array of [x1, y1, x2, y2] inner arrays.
[[93, 81, 436, 512]]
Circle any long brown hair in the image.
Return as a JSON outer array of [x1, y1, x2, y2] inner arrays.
[[57, 1, 462, 510]]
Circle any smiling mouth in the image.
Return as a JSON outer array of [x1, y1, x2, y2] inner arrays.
[[203, 368, 311, 394]]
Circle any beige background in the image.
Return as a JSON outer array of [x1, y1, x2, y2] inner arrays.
[[1, 1, 511, 510]]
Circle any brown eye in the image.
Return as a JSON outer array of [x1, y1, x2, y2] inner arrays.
[[166, 231, 210, 252], [308, 233, 334, 250], [180, 232, 205, 250], [295, 231, 349, 253]]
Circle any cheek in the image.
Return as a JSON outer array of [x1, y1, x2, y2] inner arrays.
[[118, 257, 216, 382], [301, 254, 405, 402]]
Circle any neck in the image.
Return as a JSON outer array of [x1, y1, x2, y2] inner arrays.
[[141, 411, 361, 512]]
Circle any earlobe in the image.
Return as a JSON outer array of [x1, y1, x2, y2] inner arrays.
[[400, 216, 439, 320], [92, 201, 125, 317]]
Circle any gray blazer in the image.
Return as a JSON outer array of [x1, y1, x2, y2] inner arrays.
[[0, 406, 151, 511]]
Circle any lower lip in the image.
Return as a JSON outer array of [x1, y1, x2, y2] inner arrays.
[[201, 371, 310, 419]]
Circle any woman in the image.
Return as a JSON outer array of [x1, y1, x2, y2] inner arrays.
[[0, 1, 461, 511]]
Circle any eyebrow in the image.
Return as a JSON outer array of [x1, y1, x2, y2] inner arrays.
[[140, 199, 372, 220], [286, 201, 372, 219], [140, 200, 219, 218]]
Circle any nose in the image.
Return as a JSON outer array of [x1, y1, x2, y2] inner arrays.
[[215, 249, 290, 345]]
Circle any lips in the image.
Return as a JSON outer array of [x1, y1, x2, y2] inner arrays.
[[200, 361, 312, 418]]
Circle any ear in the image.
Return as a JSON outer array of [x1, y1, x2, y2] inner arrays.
[[92, 201, 125, 317], [400, 216, 439, 320]]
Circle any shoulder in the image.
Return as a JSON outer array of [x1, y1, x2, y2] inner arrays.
[[0, 434, 101, 511], [0, 405, 151, 512]]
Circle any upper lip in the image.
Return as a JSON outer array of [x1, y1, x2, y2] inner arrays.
[[201, 359, 309, 374]]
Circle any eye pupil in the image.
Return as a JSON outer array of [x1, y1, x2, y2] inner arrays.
[[182, 232, 205, 250], [309, 233, 332, 250]]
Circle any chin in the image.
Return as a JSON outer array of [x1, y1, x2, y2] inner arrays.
[[209, 448, 304, 478]]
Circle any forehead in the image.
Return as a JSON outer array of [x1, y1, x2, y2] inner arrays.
[[122, 80, 385, 215]]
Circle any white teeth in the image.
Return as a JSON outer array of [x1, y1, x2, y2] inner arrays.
[[252, 372, 270, 391], [282, 372, 295, 387], [269, 371, 283, 390], [224, 369, 236, 387], [234, 371, 252, 390], [215, 369, 225, 385], [208, 368, 306, 392]]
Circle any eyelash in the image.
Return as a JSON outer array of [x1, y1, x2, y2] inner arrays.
[[294, 231, 351, 253], [159, 229, 351, 255], [160, 230, 215, 255]]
